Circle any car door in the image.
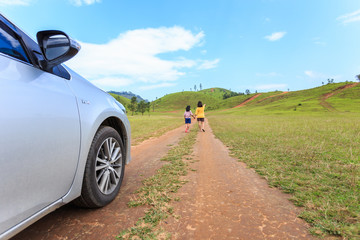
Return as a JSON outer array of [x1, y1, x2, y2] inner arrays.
[[0, 21, 80, 233]]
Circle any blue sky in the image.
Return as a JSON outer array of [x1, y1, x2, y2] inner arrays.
[[1, 0, 360, 101]]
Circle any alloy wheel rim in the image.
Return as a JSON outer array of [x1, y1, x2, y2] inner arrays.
[[95, 137, 122, 194]]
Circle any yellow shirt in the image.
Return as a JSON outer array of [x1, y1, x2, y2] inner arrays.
[[195, 106, 205, 118]]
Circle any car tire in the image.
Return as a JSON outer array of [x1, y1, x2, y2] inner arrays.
[[74, 126, 125, 208]]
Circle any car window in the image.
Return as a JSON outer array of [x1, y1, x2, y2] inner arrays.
[[0, 23, 30, 63]]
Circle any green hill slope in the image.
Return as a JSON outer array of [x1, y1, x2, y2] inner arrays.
[[110, 93, 131, 107], [154, 91, 220, 111], [199, 87, 240, 100], [326, 82, 360, 112], [152, 82, 359, 114], [154, 88, 251, 111], [221, 82, 359, 114]]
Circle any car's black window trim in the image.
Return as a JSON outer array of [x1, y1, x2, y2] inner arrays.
[[0, 20, 31, 63]]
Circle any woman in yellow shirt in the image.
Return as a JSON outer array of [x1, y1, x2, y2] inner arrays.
[[195, 101, 206, 132]]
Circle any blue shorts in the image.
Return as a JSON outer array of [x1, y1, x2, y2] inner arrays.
[[185, 118, 191, 124]]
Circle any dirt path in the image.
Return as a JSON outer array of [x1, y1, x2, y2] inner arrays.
[[320, 82, 359, 111], [233, 93, 262, 108], [12, 122, 315, 240], [256, 91, 288, 103], [163, 121, 315, 239], [12, 125, 187, 240]]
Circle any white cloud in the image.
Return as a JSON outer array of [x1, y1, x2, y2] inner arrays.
[[198, 59, 220, 70], [70, 0, 101, 6], [337, 9, 360, 24], [67, 26, 213, 90], [256, 84, 287, 90], [305, 70, 317, 78], [304, 70, 325, 78], [139, 83, 177, 90], [0, 0, 32, 6], [256, 72, 281, 77], [314, 41, 326, 46], [305, 70, 341, 81], [265, 32, 286, 41], [312, 37, 326, 46]]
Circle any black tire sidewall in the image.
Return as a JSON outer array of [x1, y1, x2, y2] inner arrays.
[[83, 126, 125, 207]]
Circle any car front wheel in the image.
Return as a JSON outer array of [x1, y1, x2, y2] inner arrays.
[[74, 126, 125, 208]]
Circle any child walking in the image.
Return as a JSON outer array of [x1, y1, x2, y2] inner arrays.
[[195, 101, 206, 132], [184, 105, 195, 133]]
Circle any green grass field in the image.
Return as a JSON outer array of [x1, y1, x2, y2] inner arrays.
[[128, 112, 183, 145], [208, 112, 360, 238]]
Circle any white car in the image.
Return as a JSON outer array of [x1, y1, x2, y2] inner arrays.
[[0, 14, 131, 239]]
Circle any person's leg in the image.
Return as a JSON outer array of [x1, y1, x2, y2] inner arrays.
[[201, 119, 205, 131], [198, 120, 202, 131]]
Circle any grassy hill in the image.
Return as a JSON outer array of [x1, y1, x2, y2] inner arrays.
[[199, 87, 240, 100], [326, 82, 360, 112], [153, 88, 247, 111], [235, 82, 359, 114], [154, 90, 219, 111], [151, 82, 359, 114], [109, 93, 131, 107]]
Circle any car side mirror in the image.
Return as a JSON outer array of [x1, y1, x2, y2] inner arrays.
[[36, 30, 81, 71]]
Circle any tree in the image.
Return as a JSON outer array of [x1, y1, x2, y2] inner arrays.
[[356, 74, 360, 82], [245, 89, 251, 95], [151, 100, 155, 112], [146, 102, 151, 116], [223, 92, 230, 99], [128, 96, 137, 116], [200, 83, 202, 90], [194, 84, 197, 91], [137, 100, 146, 116]]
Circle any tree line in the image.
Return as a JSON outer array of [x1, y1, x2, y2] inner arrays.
[[127, 96, 151, 116]]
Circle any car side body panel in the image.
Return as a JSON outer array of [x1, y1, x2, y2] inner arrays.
[[0, 54, 81, 236]]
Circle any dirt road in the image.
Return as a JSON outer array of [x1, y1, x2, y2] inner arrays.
[[12, 126, 187, 240], [320, 82, 359, 111], [12, 122, 315, 239], [233, 93, 261, 108], [162, 121, 315, 239]]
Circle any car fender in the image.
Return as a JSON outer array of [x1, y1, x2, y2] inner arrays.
[[62, 68, 131, 203]]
